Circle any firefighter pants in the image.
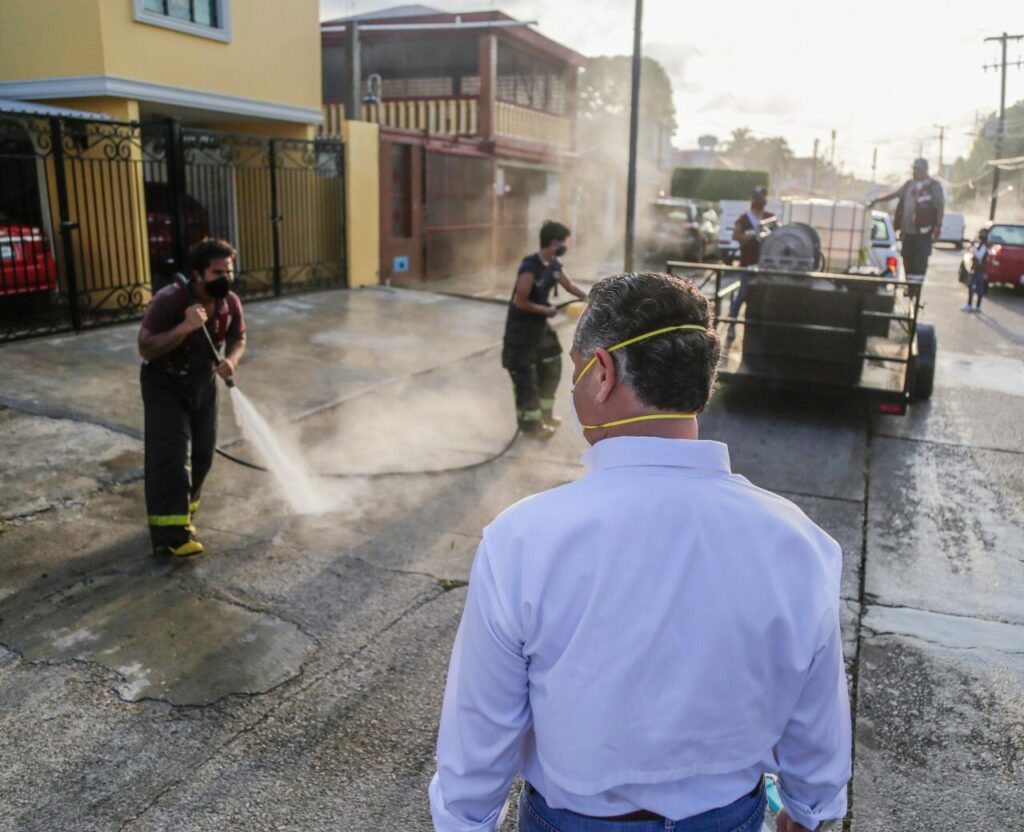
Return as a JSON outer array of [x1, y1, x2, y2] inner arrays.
[[140, 362, 218, 549], [502, 327, 562, 424]]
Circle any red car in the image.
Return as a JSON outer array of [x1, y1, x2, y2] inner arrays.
[[973, 223, 1024, 288], [144, 182, 210, 275], [0, 223, 58, 297]]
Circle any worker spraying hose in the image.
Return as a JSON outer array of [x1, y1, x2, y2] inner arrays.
[[137, 239, 246, 558], [501, 220, 588, 440]]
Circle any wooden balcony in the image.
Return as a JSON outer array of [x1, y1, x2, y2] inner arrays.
[[322, 99, 477, 137], [495, 101, 571, 150], [322, 98, 573, 152]]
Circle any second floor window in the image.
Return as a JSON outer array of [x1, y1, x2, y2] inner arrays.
[[144, 0, 218, 28]]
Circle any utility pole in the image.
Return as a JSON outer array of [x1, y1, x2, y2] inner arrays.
[[871, 147, 878, 183], [810, 138, 819, 194], [343, 22, 361, 122], [984, 32, 1024, 220], [829, 130, 836, 197], [623, 0, 643, 273], [933, 124, 949, 174]]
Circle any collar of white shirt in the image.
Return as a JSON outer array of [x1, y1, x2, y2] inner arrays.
[[582, 436, 732, 475]]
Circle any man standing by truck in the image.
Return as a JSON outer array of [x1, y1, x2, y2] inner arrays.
[[728, 186, 775, 340], [869, 158, 944, 282], [137, 238, 246, 558]]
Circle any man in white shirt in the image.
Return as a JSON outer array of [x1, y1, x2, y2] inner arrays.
[[429, 272, 851, 832]]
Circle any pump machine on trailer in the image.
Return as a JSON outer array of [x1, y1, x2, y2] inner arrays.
[[668, 202, 936, 415]]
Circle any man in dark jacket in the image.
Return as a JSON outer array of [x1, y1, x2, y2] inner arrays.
[[137, 238, 246, 558], [869, 158, 944, 281]]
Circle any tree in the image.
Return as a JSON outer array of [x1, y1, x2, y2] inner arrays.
[[949, 99, 1024, 204], [578, 55, 676, 134], [722, 128, 794, 184], [725, 127, 755, 159]]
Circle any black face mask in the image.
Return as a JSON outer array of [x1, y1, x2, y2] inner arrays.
[[204, 276, 231, 299], [555, 244, 568, 257]]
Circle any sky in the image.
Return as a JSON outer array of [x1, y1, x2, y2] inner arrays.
[[320, 0, 1024, 180]]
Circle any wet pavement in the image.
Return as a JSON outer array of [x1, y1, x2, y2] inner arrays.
[[0, 251, 1021, 830]]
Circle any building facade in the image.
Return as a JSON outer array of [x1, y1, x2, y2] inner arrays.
[[0, 0, 379, 340], [321, 6, 584, 294]]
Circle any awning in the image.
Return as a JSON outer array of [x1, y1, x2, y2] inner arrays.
[[989, 155, 1024, 172], [0, 98, 113, 121]]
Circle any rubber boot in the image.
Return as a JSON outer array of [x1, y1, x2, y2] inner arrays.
[[541, 409, 562, 429], [519, 419, 556, 441]]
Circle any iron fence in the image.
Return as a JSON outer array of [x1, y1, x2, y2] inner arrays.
[[0, 112, 346, 343]]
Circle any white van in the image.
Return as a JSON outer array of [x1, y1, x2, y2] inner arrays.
[[937, 211, 966, 248]]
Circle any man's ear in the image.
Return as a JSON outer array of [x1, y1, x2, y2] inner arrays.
[[594, 348, 617, 404]]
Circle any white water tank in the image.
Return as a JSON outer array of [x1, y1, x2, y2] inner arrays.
[[782, 199, 869, 272]]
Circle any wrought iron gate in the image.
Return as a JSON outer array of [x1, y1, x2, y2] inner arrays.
[[0, 111, 347, 343]]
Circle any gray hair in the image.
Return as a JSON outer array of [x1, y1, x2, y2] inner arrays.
[[573, 272, 720, 413]]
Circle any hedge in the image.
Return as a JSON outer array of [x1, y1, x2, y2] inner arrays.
[[671, 168, 770, 201]]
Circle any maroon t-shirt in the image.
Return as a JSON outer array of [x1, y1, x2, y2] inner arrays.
[[141, 281, 245, 371], [735, 210, 775, 267]]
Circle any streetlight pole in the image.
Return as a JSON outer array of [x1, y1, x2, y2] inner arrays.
[[623, 0, 644, 273]]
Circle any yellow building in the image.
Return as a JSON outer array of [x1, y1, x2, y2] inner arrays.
[[0, 0, 378, 339], [0, 0, 323, 137]]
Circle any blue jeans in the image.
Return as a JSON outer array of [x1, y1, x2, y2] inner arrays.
[[968, 273, 987, 306], [519, 781, 766, 832], [728, 274, 753, 321]]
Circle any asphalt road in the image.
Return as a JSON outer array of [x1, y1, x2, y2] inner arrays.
[[0, 248, 1021, 830]]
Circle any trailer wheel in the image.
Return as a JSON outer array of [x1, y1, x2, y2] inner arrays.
[[911, 323, 937, 401]]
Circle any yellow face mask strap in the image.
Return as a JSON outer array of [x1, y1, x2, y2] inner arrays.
[[575, 324, 707, 384], [580, 413, 697, 431], [574, 324, 707, 431]]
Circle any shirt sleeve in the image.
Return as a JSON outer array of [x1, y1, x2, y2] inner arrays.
[[774, 607, 852, 830], [429, 540, 529, 832], [141, 288, 177, 334]]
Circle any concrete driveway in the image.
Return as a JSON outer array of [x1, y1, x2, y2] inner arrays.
[[0, 252, 1021, 831]]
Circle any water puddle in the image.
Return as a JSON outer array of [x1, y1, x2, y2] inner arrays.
[[937, 352, 1024, 397], [1, 574, 313, 706]]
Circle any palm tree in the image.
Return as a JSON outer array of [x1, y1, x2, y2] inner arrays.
[[725, 127, 755, 162]]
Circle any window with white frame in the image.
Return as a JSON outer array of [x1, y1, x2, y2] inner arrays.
[[133, 0, 231, 42]]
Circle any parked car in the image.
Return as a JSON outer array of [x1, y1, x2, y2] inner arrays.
[[0, 218, 58, 298], [641, 197, 719, 264], [867, 210, 901, 277], [937, 211, 966, 249], [961, 223, 1024, 288], [144, 182, 210, 279]]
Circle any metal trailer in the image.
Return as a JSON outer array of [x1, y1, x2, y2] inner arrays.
[[665, 261, 936, 415]]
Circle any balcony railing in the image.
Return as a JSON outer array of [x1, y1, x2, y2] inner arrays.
[[322, 98, 477, 137], [495, 101, 572, 150], [323, 98, 574, 152]]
